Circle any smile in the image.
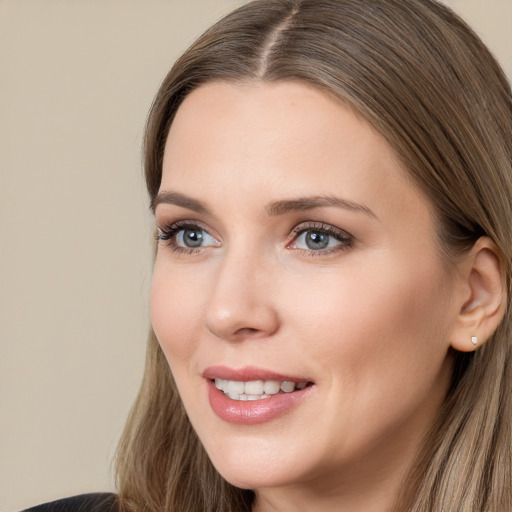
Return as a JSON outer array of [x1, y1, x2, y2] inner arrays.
[[203, 367, 315, 424], [214, 378, 308, 401]]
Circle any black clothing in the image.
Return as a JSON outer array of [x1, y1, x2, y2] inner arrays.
[[23, 493, 117, 512]]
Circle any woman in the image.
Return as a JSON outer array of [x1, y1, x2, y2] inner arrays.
[[25, 0, 512, 511]]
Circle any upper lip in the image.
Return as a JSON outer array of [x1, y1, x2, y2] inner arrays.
[[202, 365, 313, 383]]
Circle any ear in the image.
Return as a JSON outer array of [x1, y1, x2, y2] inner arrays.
[[450, 237, 507, 352]]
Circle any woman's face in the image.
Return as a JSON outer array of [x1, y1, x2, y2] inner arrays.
[[151, 81, 457, 494]]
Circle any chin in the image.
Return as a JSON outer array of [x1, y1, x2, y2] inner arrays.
[[202, 437, 313, 490], [213, 462, 297, 490]]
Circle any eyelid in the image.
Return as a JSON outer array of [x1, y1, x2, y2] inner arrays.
[[156, 219, 213, 236], [290, 221, 352, 238], [287, 221, 354, 253], [289, 221, 353, 240], [156, 218, 353, 256], [156, 219, 220, 251]]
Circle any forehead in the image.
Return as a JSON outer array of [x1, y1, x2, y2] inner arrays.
[[161, 81, 432, 227], [164, 82, 397, 178], [166, 80, 384, 149]]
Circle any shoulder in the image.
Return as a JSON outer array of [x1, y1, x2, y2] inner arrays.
[[22, 493, 117, 512]]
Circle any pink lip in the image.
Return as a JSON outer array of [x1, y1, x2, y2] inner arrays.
[[202, 365, 311, 383], [203, 366, 315, 425]]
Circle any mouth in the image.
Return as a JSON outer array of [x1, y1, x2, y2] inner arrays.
[[203, 366, 315, 424], [213, 378, 310, 401]]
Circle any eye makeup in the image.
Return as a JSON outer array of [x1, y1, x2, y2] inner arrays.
[[156, 218, 355, 258]]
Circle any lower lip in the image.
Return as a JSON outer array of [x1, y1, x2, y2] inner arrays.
[[207, 380, 313, 425]]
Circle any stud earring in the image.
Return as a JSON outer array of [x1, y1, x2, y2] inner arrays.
[[471, 336, 478, 346]]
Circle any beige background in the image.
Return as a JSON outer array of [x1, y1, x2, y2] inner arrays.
[[0, 1, 510, 511]]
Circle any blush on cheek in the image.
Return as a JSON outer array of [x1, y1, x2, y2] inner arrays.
[[150, 276, 203, 366], [315, 263, 446, 371]]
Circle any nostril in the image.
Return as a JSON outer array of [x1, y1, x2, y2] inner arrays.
[[235, 327, 260, 336]]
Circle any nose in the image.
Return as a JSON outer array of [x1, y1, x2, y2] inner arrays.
[[204, 249, 280, 342]]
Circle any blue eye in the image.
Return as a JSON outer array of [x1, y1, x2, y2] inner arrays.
[[296, 231, 338, 250], [175, 228, 216, 248], [290, 224, 353, 253], [157, 222, 219, 251]]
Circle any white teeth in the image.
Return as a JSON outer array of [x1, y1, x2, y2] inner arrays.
[[280, 381, 295, 393], [214, 378, 308, 400], [263, 380, 281, 395], [226, 380, 245, 395], [244, 380, 264, 395], [245, 394, 270, 400], [215, 378, 227, 391]]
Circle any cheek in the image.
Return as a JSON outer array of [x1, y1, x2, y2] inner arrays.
[[150, 259, 206, 365], [278, 254, 453, 458], [284, 254, 451, 384]]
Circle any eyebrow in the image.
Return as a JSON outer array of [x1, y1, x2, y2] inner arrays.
[[265, 195, 378, 219], [152, 191, 377, 220], [151, 191, 211, 215]]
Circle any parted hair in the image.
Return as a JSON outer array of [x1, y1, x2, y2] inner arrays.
[[115, 1, 512, 511]]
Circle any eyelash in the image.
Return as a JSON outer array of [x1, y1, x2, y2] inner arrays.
[[290, 222, 354, 256], [156, 220, 354, 256], [156, 220, 208, 255]]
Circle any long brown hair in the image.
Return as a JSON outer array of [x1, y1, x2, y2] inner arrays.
[[115, 1, 512, 510]]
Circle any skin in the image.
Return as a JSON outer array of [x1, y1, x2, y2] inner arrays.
[[151, 81, 462, 512]]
